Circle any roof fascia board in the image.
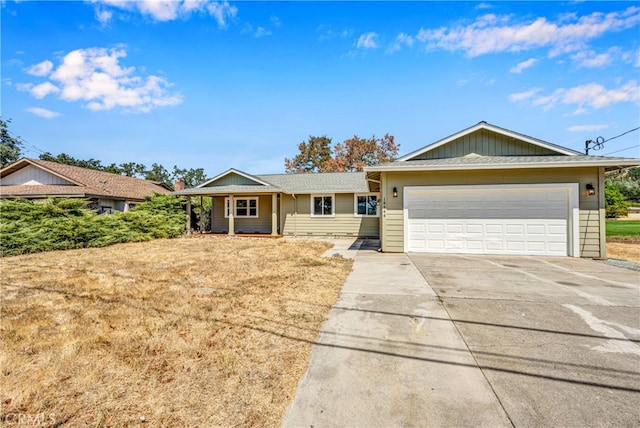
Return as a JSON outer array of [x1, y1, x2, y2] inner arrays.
[[396, 122, 579, 161], [197, 168, 272, 188], [366, 159, 640, 172], [1, 158, 83, 186]]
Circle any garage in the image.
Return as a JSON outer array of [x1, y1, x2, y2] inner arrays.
[[404, 184, 579, 256]]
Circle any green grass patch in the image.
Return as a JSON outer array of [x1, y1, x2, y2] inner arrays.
[[606, 220, 640, 237]]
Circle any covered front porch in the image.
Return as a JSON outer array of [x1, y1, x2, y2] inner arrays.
[[185, 192, 281, 237]]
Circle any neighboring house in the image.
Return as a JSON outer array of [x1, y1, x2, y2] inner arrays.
[[628, 207, 640, 220], [0, 158, 172, 212], [176, 121, 640, 258]]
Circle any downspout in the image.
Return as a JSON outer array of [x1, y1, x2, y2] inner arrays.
[[292, 193, 297, 237]]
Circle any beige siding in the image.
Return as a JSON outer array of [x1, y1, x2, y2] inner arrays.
[[412, 129, 558, 160], [2, 164, 73, 185], [381, 167, 602, 257], [280, 194, 379, 238], [211, 195, 273, 234]]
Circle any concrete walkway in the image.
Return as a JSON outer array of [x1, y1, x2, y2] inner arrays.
[[283, 244, 511, 427]]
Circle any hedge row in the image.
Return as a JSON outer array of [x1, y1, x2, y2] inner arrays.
[[0, 194, 186, 256]]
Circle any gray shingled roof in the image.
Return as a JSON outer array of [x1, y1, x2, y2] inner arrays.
[[257, 172, 369, 193], [366, 155, 640, 171], [173, 171, 370, 196]]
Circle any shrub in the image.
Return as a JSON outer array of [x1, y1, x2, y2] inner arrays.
[[605, 183, 631, 218], [0, 194, 186, 256]]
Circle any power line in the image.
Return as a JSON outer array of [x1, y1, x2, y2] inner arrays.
[[585, 125, 640, 155], [603, 144, 640, 156], [6, 129, 48, 156], [604, 126, 640, 143]]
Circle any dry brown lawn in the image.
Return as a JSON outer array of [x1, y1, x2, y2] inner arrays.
[[607, 238, 640, 262], [0, 238, 352, 427]]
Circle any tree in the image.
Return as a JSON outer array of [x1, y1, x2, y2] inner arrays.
[[284, 135, 332, 174], [605, 182, 631, 218], [172, 166, 207, 188], [605, 167, 640, 204], [323, 134, 399, 172], [117, 162, 146, 177], [284, 133, 399, 173], [0, 118, 23, 168], [145, 163, 172, 186], [40, 152, 104, 170]]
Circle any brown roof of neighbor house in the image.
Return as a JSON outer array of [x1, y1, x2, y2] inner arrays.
[[0, 158, 172, 201]]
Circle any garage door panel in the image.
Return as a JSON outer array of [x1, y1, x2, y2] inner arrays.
[[406, 187, 570, 256]]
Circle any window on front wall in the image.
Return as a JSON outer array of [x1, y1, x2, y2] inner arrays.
[[355, 194, 379, 217], [311, 195, 334, 217], [224, 197, 259, 218]]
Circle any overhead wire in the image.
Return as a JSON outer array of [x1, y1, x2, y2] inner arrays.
[[586, 125, 640, 155], [604, 144, 640, 156]]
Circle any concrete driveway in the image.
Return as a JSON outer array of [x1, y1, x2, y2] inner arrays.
[[409, 254, 640, 427], [283, 250, 640, 427]]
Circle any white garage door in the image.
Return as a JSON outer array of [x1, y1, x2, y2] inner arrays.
[[405, 185, 575, 256]]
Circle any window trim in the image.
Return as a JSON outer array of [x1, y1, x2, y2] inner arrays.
[[354, 193, 380, 217], [310, 194, 335, 217], [224, 197, 259, 218]]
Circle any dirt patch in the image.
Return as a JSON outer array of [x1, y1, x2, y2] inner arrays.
[[0, 237, 352, 427], [607, 241, 640, 262]]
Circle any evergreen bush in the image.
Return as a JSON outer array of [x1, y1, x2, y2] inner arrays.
[[0, 194, 186, 256]]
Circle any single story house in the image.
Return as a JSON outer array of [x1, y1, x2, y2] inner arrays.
[[0, 158, 172, 212], [175, 122, 640, 258]]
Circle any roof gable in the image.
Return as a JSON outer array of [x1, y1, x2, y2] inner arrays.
[[1, 162, 76, 186], [0, 158, 171, 201], [198, 168, 272, 188], [398, 121, 581, 161]]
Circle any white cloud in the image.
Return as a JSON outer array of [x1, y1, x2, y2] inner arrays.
[[254, 27, 271, 38], [21, 47, 183, 113], [89, 0, 237, 25], [568, 124, 609, 132], [95, 7, 113, 24], [508, 87, 542, 102], [475, 3, 493, 10], [357, 32, 378, 49], [25, 60, 54, 76], [31, 82, 60, 99], [416, 6, 640, 57], [571, 47, 620, 68], [509, 58, 537, 73], [531, 80, 639, 113], [26, 107, 61, 119], [387, 33, 414, 54]]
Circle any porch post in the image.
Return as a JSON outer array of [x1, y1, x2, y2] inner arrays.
[[271, 193, 278, 236], [199, 196, 204, 233], [210, 196, 214, 233], [228, 194, 235, 236], [186, 197, 192, 235]]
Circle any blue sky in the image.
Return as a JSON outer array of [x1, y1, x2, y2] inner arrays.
[[2, 1, 639, 176]]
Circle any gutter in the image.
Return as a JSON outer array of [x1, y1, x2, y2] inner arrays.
[[365, 160, 640, 173]]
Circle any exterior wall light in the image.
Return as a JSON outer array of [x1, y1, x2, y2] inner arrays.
[[586, 183, 596, 196], [392, 187, 398, 198]]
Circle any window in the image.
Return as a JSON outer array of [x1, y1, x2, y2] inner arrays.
[[224, 197, 259, 218], [355, 194, 379, 217], [311, 195, 334, 217]]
